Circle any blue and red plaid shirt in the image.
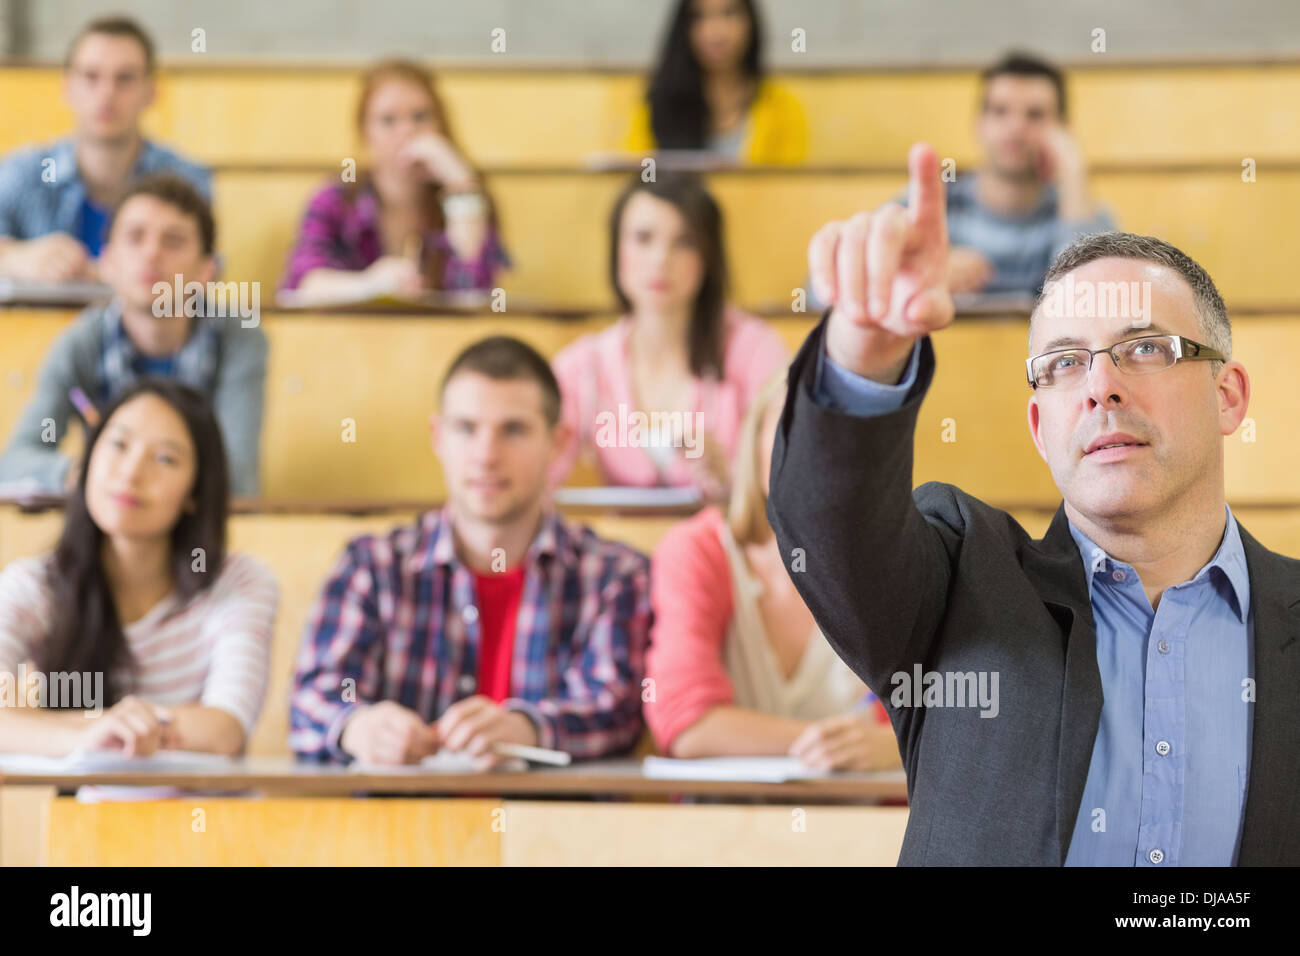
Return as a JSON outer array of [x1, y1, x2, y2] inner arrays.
[[290, 507, 652, 763]]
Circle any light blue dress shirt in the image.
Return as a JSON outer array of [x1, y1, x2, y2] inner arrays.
[[813, 339, 1254, 866], [0, 137, 211, 244]]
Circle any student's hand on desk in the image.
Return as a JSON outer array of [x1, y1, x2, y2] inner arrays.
[[808, 142, 953, 384], [788, 713, 900, 772], [437, 696, 538, 771], [362, 255, 424, 297], [6, 233, 93, 282], [946, 245, 994, 293], [76, 696, 172, 758], [340, 701, 440, 765]]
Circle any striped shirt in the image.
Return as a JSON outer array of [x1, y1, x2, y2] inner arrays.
[[290, 507, 652, 763], [0, 137, 211, 244], [0, 551, 278, 737]]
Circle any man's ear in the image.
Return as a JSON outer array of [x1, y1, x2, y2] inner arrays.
[[1217, 360, 1251, 437], [549, 420, 574, 464], [429, 413, 441, 451], [196, 255, 217, 285], [1026, 393, 1048, 463]]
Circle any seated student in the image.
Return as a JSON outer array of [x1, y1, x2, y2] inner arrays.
[[0, 174, 267, 497], [0, 16, 211, 281], [942, 51, 1113, 295], [645, 370, 899, 769], [291, 336, 652, 766], [626, 0, 807, 164], [0, 379, 278, 757], [550, 173, 788, 500], [804, 53, 1114, 310], [280, 59, 508, 299]]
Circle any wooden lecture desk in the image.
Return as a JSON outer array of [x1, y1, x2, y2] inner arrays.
[[0, 759, 911, 867]]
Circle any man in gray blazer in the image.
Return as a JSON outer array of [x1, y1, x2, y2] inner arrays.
[[768, 142, 1299, 865]]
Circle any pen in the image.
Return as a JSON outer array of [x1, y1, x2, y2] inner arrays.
[[69, 386, 100, 428], [491, 742, 571, 766]]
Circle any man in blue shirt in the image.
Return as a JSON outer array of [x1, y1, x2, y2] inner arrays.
[[0, 16, 210, 281], [767, 142, 1299, 866], [944, 52, 1114, 296]]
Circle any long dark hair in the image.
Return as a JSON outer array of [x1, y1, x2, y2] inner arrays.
[[608, 172, 729, 378], [43, 379, 230, 707], [647, 0, 764, 149]]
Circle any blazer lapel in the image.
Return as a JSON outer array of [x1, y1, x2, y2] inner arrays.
[[1022, 503, 1104, 864], [1235, 523, 1300, 865]]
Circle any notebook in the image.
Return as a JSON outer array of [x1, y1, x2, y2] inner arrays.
[[641, 755, 833, 783]]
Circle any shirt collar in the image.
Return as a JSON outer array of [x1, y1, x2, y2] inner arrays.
[[407, 506, 568, 575], [1067, 504, 1250, 621], [51, 137, 159, 186]]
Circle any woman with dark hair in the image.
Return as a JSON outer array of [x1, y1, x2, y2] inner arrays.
[[0, 379, 278, 757], [626, 0, 807, 164], [281, 58, 509, 299], [549, 172, 788, 500]]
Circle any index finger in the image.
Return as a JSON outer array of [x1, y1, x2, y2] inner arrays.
[[906, 142, 947, 244]]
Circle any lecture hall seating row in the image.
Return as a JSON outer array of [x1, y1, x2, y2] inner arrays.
[[212, 166, 1300, 310], [4, 502, 1300, 762], [1, 63, 1297, 168], [4, 308, 1300, 505]]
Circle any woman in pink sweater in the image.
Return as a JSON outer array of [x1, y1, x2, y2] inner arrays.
[[550, 172, 788, 500], [645, 371, 901, 770]]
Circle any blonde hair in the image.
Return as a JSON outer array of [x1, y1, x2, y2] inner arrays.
[[727, 368, 788, 546]]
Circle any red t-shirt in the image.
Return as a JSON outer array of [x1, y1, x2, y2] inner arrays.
[[472, 566, 527, 702]]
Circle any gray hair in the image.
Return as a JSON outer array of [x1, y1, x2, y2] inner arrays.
[[1032, 231, 1231, 373]]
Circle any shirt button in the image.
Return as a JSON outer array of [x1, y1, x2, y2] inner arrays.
[[1156, 740, 1171, 756], [1148, 848, 1164, 864], [1111, 569, 1127, 583], [1157, 640, 1171, 654], [461, 604, 479, 624], [457, 675, 477, 694]]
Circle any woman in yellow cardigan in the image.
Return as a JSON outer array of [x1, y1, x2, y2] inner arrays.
[[627, 0, 808, 165]]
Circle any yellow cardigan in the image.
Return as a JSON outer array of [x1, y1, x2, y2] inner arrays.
[[624, 79, 808, 165]]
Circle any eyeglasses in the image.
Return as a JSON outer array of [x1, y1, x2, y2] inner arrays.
[[1026, 334, 1226, 390]]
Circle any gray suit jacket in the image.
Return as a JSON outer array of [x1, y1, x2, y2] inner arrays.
[[767, 318, 1300, 865]]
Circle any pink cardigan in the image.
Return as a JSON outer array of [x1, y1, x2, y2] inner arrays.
[[549, 307, 790, 489], [645, 507, 892, 753], [644, 507, 738, 750]]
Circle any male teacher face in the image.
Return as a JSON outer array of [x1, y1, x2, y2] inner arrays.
[[435, 371, 568, 525], [1026, 256, 1250, 528]]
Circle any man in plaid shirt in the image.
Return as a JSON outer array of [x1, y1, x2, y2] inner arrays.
[[291, 336, 652, 765]]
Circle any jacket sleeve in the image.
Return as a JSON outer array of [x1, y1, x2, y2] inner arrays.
[[765, 315, 957, 699], [212, 320, 268, 498]]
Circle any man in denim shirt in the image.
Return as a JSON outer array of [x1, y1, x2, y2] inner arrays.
[[0, 16, 210, 282], [943, 52, 1114, 296]]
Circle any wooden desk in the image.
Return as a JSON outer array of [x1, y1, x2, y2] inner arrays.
[[0, 756, 908, 801], [0, 759, 910, 865]]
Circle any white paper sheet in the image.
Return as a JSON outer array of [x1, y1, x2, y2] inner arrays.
[[641, 755, 834, 783]]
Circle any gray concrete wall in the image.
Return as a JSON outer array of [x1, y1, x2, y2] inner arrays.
[[8, 0, 1300, 66]]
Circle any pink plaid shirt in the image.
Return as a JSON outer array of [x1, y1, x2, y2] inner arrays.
[[290, 507, 652, 762]]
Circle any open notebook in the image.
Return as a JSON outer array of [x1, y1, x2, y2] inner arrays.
[[641, 756, 837, 783]]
